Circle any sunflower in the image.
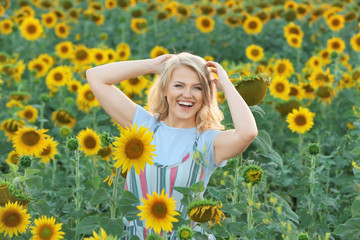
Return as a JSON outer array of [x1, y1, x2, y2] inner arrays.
[[12, 126, 49, 156], [273, 59, 294, 79], [84, 227, 108, 240], [350, 32, 360, 52], [0, 119, 25, 139], [97, 145, 113, 161], [315, 85, 336, 105], [243, 15, 262, 35], [28, 58, 49, 78], [30, 215, 64, 240], [0, 19, 13, 35], [235, 72, 270, 106], [327, 37, 345, 53], [73, 45, 91, 65], [6, 150, 20, 165], [55, 41, 73, 59], [284, 0, 297, 9], [113, 123, 156, 174], [105, 0, 117, 9], [306, 56, 322, 70], [51, 109, 76, 128], [309, 68, 334, 88], [54, 22, 70, 38], [0, 181, 31, 207], [150, 46, 169, 59], [17, 105, 38, 123], [38, 53, 54, 68], [19, 17, 44, 41], [176, 4, 191, 20], [326, 14, 344, 31], [318, 49, 331, 65], [300, 82, 316, 100], [116, 42, 131, 61], [224, 15, 242, 28], [245, 44, 264, 62], [130, 18, 147, 34], [76, 83, 100, 113], [288, 83, 304, 100], [195, 15, 215, 34], [6, 99, 24, 109], [46, 65, 72, 90], [286, 34, 302, 48], [91, 48, 108, 65], [337, 73, 356, 90], [187, 199, 225, 228], [242, 164, 263, 184], [286, 106, 315, 134], [104, 48, 116, 63], [283, 22, 304, 39], [275, 100, 301, 118], [38, 137, 58, 164], [41, 11, 57, 28], [269, 77, 290, 100], [0, 201, 31, 238], [296, 3, 309, 19], [67, 79, 81, 93], [120, 76, 149, 96], [137, 189, 179, 234], [76, 128, 101, 156]]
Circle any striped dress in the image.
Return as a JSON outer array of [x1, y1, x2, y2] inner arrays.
[[122, 105, 223, 239]]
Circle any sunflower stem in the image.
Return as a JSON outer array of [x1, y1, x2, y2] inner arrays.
[[74, 149, 81, 240], [298, 133, 304, 164], [231, 155, 242, 223], [247, 184, 255, 229], [39, 101, 45, 129], [111, 167, 121, 219], [163, 231, 168, 240], [51, 158, 57, 187], [309, 154, 316, 195]]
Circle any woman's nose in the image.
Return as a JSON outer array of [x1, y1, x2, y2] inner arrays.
[[182, 87, 192, 97]]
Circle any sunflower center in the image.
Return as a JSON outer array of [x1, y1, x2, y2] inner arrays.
[[4, 211, 21, 227], [71, 84, 78, 91], [34, 63, 43, 72], [125, 138, 144, 159], [275, 83, 285, 92], [119, 50, 126, 58], [129, 77, 139, 85], [40, 145, 52, 156], [332, 41, 340, 49], [316, 86, 331, 98], [277, 63, 286, 74], [251, 49, 259, 56], [61, 46, 69, 53], [151, 201, 167, 218], [289, 27, 299, 35], [315, 73, 325, 82], [76, 49, 88, 60], [247, 169, 261, 181], [54, 72, 63, 81], [84, 136, 96, 149], [85, 90, 95, 100], [202, 19, 210, 27], [249, 20, 258, 29], [294, 114, 306, 126], [39, 225, 53, 239], [181, 230, 190, 238], [4, 22, 10, 29], [56, 111, 72, 123], [59, 26, 66, 33], [46, 17, 53, 24], [289, 87, 298, 96], [27, 24, 36, 34], [356, 37, 360, 46], [95, 53, 103, 61], [332, 19, 339, 26], [22, 131, 40, 146], [24, 110, 34, 119]]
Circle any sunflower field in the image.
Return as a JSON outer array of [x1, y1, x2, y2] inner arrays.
[[1, 0, 360, 239]]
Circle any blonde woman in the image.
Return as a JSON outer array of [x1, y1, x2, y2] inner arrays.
[[86, 52, 258, 239]]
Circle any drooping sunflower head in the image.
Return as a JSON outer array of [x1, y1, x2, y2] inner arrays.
[[76, 128, 102, 156], [113, 123, 156, 174], [235, 72, 270, 106], [52, 109, 76, 128], [97, 145, 113, 161], [0, 181, 31, 207], [242, 164, 263, 185], [30, 215, 65, 240], [0, 201, 31, 237], [286, 106, 315, 134], [187, 199, 225, 227], [275, 100, 301, 118], [176, 225, 194, 240], [315, 85, 336, 105], [137, 189, 179, 234], [12, 126, 49, 156], [0, 118, 25, 139]]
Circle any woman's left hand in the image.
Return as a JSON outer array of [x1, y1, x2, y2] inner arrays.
[[205, 61, 231, 92]]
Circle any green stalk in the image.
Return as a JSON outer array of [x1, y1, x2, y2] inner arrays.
[[74, 150, 81, 240], [39, 101, 46, 129], [247, 184, 255, 229], [309, 154, 316, 195], [51, 158, 57, 187], [299, 133, 304, 164], [111, 167, 121, 219]]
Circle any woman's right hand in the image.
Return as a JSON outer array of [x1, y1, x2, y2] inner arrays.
[[152, 54, 174, 74]]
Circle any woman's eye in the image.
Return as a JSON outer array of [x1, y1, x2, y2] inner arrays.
[[194, 86, 202, 90], [174, 84, 183, 88]]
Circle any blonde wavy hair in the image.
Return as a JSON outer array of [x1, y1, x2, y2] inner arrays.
[[148, 52, 224, 133]]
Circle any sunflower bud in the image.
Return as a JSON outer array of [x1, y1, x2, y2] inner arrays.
[[330, 51, 338, 60], [146, 233, 163, 240], [59, 126, 73, 138], [39, 93, 50, 103], [66, 138, 79, 151], [242, 164, 263, 185], [19, 156, 32, 169], [65, 97, 75, 106], [284, 9, 297, 22], [307, 143, 320, 155], [100, 131, 114, 147], [298, 233, 310, 240], [177, 225, 194, 240]]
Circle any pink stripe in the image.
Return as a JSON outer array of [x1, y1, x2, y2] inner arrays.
[[124, 183, 128, 190], [182, 153, 189, 163], [198, 167, 204, 181], [144, 228, 149, 239], [169, 166, 178, 196], [139, 169, 149, 200]]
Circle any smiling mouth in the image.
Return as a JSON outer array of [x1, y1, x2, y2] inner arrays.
[[177, 100, 194, 109]]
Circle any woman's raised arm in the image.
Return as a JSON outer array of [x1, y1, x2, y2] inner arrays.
[[85, 55, 172, 128]]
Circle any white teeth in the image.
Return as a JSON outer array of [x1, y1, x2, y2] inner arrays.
[[178, 101, 194, 106]]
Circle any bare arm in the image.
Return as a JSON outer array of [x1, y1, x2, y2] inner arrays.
[[86, 55, 172, 128], [206, 61, 258, 165]]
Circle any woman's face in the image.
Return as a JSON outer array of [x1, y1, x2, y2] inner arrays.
[[164, 65, 203, 127]]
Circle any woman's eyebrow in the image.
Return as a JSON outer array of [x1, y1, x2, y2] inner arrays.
[[173, 81, 201, 86]]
